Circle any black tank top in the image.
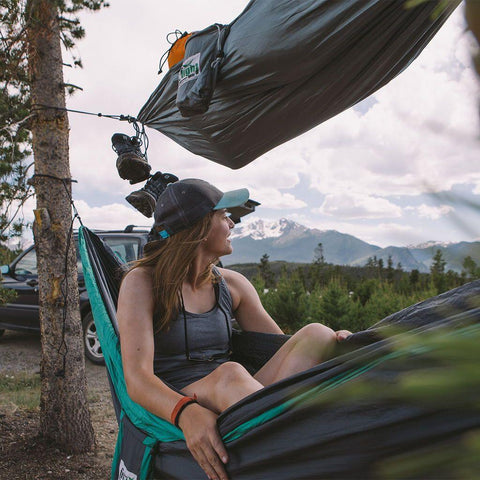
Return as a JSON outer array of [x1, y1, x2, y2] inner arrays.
[[152, 272, 233, 391]]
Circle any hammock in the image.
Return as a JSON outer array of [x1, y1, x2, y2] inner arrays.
[[79, 226, 480, 480], [137, 0, 460, 169]]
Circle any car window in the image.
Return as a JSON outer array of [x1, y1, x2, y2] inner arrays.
[[102, 236, 143, 264], [14, 249, 38, 275]]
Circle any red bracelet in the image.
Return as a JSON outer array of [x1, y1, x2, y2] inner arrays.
[[171, 394, 198, 427]]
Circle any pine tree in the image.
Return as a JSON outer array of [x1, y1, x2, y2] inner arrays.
[[317, 278, 352, 331], [258, 253, 275, 288], [430, 249, 447, 294], [313, 242, 325, 265], [2, 0, 108, 453], [462, 255, 479, 281], [262, 268, 307, 333], [1, 1, 34, 244], [386, 255, 394, 283]]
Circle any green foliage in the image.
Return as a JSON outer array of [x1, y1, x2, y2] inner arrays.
[[0, 1, 33, 244], [0, 284, 16, 305], [405, 0, 461, 20], [310, 278, 352, 331], [261, 268, 308, 333], [0, 244, 19, 305], [463, 255, 480, 281], [0, 0, 108, 245], [431, 249, 447, 293], [258, 253, 275, 288], [232, 248, 475, 335], [313, 242, 325, 265], [0, 243, 20, 264]]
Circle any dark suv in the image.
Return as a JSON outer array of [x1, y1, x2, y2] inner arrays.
[[0, 226, 149, 364]]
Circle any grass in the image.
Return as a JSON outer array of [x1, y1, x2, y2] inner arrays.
[[0, 370, 41, 411]]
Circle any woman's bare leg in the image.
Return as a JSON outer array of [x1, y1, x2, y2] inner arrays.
[[182, 361, 264, 413], [254, 323, 337, 386], [182, 324, 349, 412]]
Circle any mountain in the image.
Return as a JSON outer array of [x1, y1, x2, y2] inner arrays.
[[409, 241, 480, 273], [225, 218, 480, 272], [227, 218, 380, 265]]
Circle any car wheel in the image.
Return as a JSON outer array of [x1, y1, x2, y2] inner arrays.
[[82, 312, 105, 365]]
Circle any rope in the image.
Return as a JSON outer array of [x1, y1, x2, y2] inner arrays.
[[31, 103, 137, 123], [30, 173, 84, 377], [30, 104, 150, 160], [158, 29, 189, 74]]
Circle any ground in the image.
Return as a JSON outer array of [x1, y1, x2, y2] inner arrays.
[[0, 331, 117, 479]]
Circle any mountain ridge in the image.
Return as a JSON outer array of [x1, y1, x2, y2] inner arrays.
[[225, 218, 479, 273]]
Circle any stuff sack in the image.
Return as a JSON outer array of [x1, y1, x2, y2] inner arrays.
[[176, 23, 230, 117]]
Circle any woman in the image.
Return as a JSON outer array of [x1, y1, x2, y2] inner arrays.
[[117, 179, 350, 480]]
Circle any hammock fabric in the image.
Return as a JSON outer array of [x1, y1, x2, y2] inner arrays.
[[137, 0, 460, 169], [79, 226, 480, 480]]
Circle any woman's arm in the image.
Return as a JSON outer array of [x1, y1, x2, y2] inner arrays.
[[117, 268, 229, 480], [219, 268, 283, 334]]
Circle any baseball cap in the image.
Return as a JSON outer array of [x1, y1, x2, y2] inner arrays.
[[152, 179, 250, 239]]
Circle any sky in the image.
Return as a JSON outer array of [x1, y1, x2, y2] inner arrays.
[[22, 0, 480, 248]]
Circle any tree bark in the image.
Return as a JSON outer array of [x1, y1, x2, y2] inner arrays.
[[26, 0, 94, 452]]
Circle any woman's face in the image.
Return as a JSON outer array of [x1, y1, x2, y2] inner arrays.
[[201, 209, 235, 258]]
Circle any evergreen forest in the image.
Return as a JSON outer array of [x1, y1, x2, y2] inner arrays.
[[229, 248, 480, 334]]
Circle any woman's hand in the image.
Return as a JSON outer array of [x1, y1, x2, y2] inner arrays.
[[178, 403, 229, 480], [335, 330, 352, 342]]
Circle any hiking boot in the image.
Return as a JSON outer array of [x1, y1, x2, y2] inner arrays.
[[126, 171, 179, 217], [111, 133, 151, 184]]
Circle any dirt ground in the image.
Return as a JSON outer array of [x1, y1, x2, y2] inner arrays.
[[0, 330, 117, 479]]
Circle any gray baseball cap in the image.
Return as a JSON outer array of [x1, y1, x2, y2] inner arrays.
[[153, 179, 250, 239]]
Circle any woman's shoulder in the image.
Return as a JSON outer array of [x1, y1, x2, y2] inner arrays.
[[216, 266, 246, 284], [118, 266, 155, 315], [216, 267, 254, 300], [121, 266, 154, 289]]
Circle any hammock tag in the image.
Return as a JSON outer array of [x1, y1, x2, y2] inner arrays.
[[178, 53, 201, 86], [119, 459, 137, 480]]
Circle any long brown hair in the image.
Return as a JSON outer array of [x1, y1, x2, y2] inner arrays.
[[129, 212, 217, 331]]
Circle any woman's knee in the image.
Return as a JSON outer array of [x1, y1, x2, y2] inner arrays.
[[296, 323, 336, 347], [214, 361, 251, 385]]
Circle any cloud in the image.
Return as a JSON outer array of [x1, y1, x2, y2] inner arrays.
[[71, 200, 150, 231], [406, 204, 455, 220], [315, 193, 402, 219], [248, 187, 307, 209], [52, 3, 479, 250]]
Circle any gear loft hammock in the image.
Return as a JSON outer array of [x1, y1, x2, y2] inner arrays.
[[137, 0, 461, 169]]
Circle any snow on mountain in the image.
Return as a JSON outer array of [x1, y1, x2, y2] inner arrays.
[[226, 218, 479, 272], [407, 240, 455, 249], [231, 218, 309, 240]]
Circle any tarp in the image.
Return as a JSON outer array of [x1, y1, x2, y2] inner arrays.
[[138, 0, 460, 169], [79, 226, 480, 480]]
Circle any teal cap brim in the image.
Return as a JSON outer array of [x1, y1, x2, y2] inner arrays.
[[214, 188, 250, 210]]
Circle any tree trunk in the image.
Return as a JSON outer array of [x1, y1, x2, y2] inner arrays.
[[26, 0, 95, 452]]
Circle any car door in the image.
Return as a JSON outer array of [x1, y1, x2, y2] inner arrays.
[[0, 247, 40, 330]]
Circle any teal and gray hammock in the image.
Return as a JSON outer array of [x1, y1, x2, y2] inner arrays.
[[137, 0, 460, 169], [79, 226, 480, 480]]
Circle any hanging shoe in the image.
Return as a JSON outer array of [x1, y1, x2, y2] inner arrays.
[[111, 133, 151, 184], [126, 171, 179, 217]]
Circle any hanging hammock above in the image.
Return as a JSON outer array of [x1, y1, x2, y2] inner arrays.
[[137, 0, 460, 169]]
